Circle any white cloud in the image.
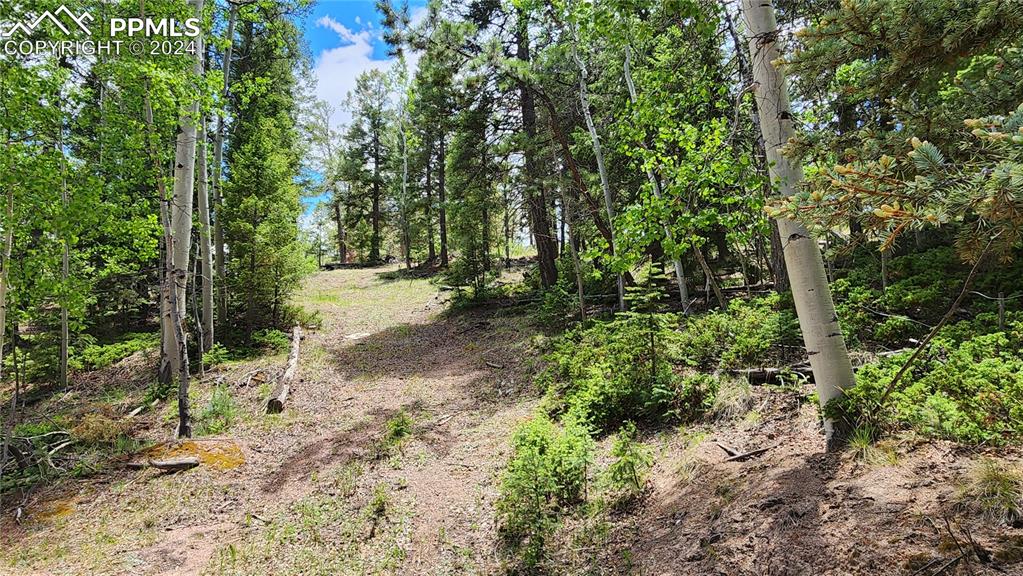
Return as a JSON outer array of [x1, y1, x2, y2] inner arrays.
[[310, 8, 427, 131]]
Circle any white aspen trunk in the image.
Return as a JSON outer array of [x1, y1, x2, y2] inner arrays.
[[212, 3, 237, 324], [624, 44, 690, 311], [197, 117, 214, 349], [141, 43, 192, 435], [171, 0, 204, 314], [742, 0, 855, 445], [571, 25, 625, 312]]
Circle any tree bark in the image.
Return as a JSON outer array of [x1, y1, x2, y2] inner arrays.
[[559, 171, 586, 322], [723, 7, 788, 294], [334, 198, 346, 263], [571, 27, 625, 311], [516, 7, 558, 288], [438, 136, 449, 267], [743, 0, 855, 446], [212, 3, 237, 324], [197, 118, 214, 350], [58, 127, 69, 389], [266, 326, 301, 414], [371, 130, 382, 262], [425, 139, 436, 262], [171, 0, 203, 321]]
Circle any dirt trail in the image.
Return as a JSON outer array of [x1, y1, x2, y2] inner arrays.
[[0, 265, 538, 575]]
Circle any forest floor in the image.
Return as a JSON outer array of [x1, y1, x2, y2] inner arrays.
[[2, 265, 1022, 575], [0, 265, 540, 575]]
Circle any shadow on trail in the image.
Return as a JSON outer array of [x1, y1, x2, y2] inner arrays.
[[323, 306, 537, 411]]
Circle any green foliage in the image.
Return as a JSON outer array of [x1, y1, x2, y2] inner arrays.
[[540, 295, 799, 432], [603, 422, 653, 499], [541, 313, 684, 432], [369, 484, 390, 518], [251, 329, 290, 353], [831, 329, 1023, 443], [384, 410, 413, 447], [496, 415, 593, 569], [202, 343, 231, 368], [72, 332, 159, 371], [958, 459, 1023, 525], [196, 385, 238, 436], [675, 294, 801, 370]]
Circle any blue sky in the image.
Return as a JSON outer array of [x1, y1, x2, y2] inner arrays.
[[300, 0, 427, 130], [297, 1, 426, 216]]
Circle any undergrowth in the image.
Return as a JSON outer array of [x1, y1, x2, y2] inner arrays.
[[829, 326, 1023, 444]]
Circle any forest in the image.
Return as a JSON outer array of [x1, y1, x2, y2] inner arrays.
[[1, 0, 1022, 573]]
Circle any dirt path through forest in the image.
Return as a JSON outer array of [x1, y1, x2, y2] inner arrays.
[[0, 265, 538, 576]]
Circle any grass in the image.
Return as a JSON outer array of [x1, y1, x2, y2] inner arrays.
[[203, 475, 412, 576], [847, 425, 898, 466], [196, 384, 238, 436], [384, 410, 413, 446], [959, 459, 1023, 525]]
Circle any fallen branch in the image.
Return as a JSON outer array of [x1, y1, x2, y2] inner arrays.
[[730, 364, 813, 384], [149, 456, 200, 472], [265, 326, 302, 414], [724, 445, 773, 462]]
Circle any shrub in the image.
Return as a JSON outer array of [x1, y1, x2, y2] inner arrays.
[[252, 329, 290, 353], [196, 385, 237, 436], [384, 410, 413, 447], [202, 343, 230, 368], [73, 332, 159, 371], [541, 313, 689, 432], [497, 415, 593, 568], [830, 332, 1023, 443], [603, 422, 653, 499], [675, 295, 800, 370]]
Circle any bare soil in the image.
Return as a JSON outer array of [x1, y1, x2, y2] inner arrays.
[[2, 265, 1021, 575]]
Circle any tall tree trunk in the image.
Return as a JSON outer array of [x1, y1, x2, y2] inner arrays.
[[516, 7, 558, 288], [197, 118, 214, 350], [723, 7, 788, 293], [559, 171, 586, 322], [504, 185, 511, 267], [334, 198, 346, 263], [371, 132, 382, 262], [571, 28, 624, 311], [624, 44, 689, 310], [143, 80, 190, 435], [169, 0, 204, 350], [425, 139, 436, 262], [743, 0, 855, 446], [438, 136, 449, 267], [212, 3, 237, 325]]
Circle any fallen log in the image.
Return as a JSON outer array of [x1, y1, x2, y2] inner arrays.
[[265, 326, 302, 414], [731, 363, 813, 384], [149, 456, 200, 472]]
